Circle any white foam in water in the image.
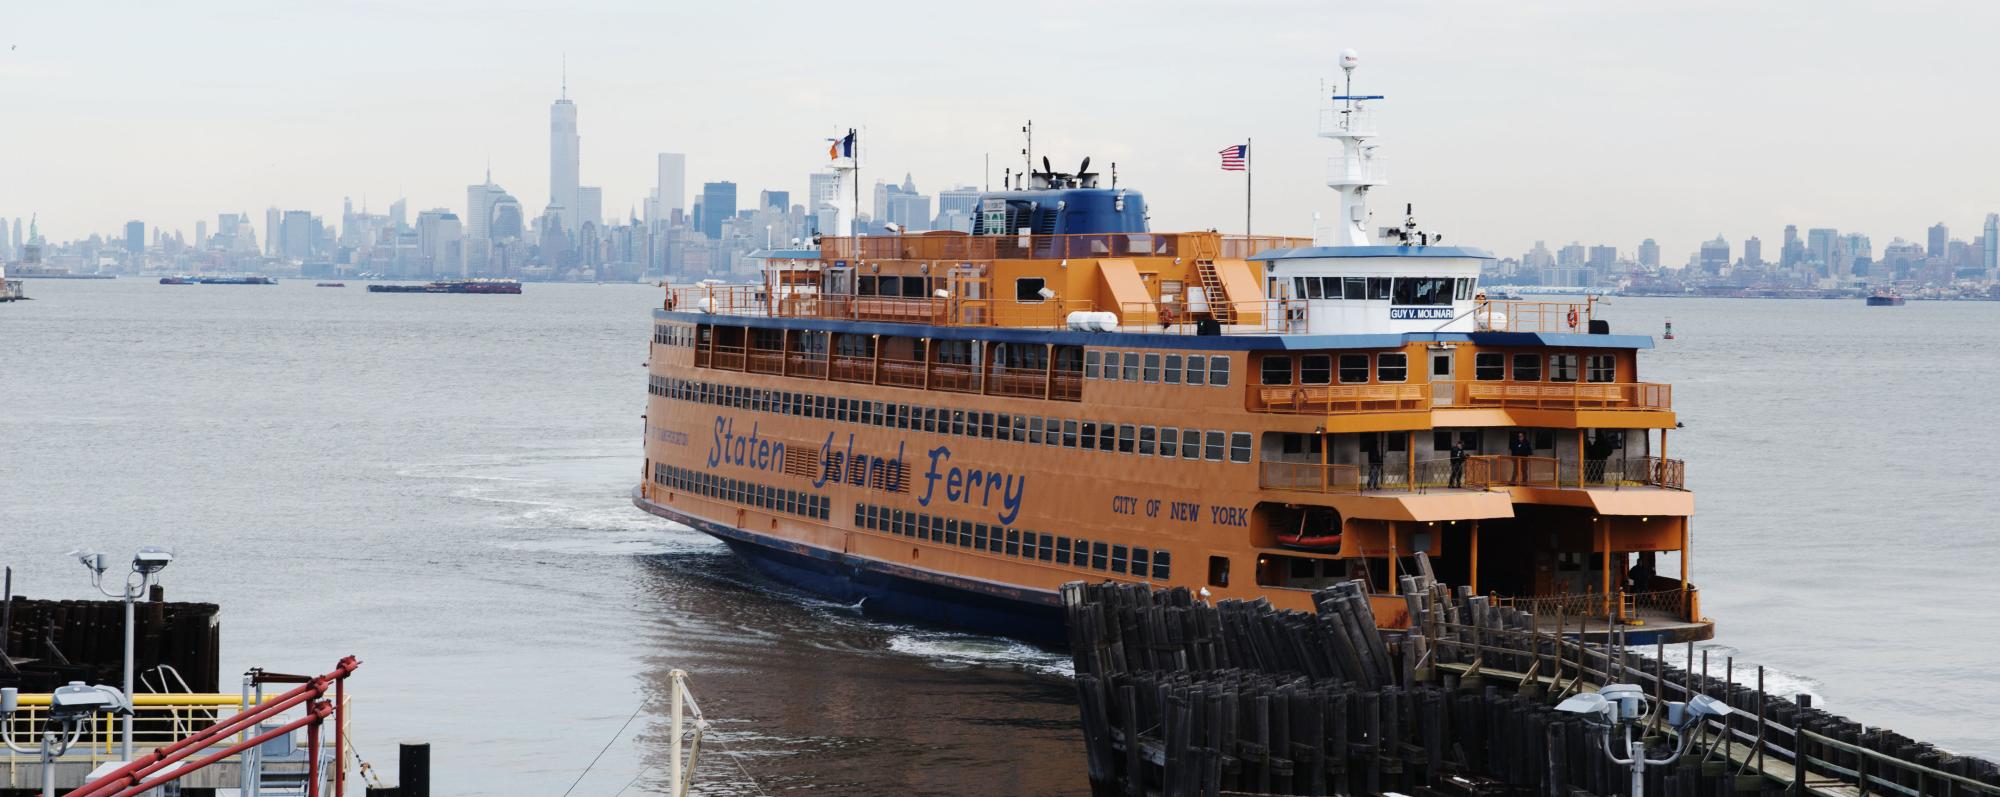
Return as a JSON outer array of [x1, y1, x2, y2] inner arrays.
[[1636, 642, 1825, 708], [885, 631, 1074, 679]]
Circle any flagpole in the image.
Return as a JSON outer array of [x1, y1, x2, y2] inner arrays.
[[1245, 138, 1253, 237]]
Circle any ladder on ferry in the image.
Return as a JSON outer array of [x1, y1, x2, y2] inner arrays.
[[1195, 260, 1235, 324]]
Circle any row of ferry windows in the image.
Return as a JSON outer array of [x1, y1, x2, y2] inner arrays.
[[651, 376, 1256, 463], [1284, 276, 1475, 305], [1084, 351, 1232, 386], [657, 325, 695, 347], [652, 463, 834, 521], [854, 502, 1172, 580], [1258, 351, 1617, 386]]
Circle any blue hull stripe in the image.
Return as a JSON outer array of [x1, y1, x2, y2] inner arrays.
[[632, 489, 1066, 643]]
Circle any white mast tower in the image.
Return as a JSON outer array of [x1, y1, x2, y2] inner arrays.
[[1318, 49, 1387, 247]]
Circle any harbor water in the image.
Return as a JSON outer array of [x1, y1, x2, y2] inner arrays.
[[1, 279, 1995, 795]]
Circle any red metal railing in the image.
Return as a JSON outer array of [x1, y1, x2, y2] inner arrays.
[[67, 656, 360, 797]]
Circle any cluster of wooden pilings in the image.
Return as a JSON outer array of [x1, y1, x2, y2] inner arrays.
[[1, 595, 222, 692], [1064, 579, 2000, 797]]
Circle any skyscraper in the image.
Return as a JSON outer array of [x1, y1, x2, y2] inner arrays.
[[759, 191, 790, 212], [656, 153, 686, 217], [389, 199, 407, 231], [266, 207, 281, 255], [1636, 238, 1660, 269], [0, 217, 10, 260], [1807, 228, 1839, 276], [1984, 214, 1998, 275], [1698, 235, 1729, 273], [1927, 222, 1949, 258], [467, 169, 508, 240], [578, 186, 603, 230], [699, 182, 737, 239], [549, 73, 581, 235], [1742, 236, 1762, 268], [1781, 224, 1802, 268], [125, 221, 145, 256], [196, 220, 208, 250]]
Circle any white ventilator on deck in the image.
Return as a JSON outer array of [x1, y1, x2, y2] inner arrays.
[[1317, 48, 1388, 247]]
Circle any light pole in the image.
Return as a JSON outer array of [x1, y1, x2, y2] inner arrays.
[[3, 681, 129, 797], [1556, 683, 1733, 796], [73, 547, 173, 763]]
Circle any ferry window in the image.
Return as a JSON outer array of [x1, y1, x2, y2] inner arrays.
[[1097, 422, 1117, 452], [1080, 421, 1097, 448], [1181, 429, 1202, 459], [857, 275, 877, 296], [1122, 355, 1140, 381], [995, 414, 1011, 442], [1377, 353, 1408, 382], [1549, 354, 1579, 383], [1164, 354, 1183, 384], [1016, 277, 1047, 302], [1086, 351, 1102, 379], [1339, 354, 1370, 383], [921, 407, 936, 433], [1055, 537, 1072, 565], [1140, 426, 1157, 456], [1118, 424, 1136, 454], [1300, 354, 1332, 384], [1303, 277, 1324, 299], [1143, 353, 1161, 382], [1160, 428, 1180, 458], [1030, 416, 1045, 444], [1434, 431, 1454, 451], [1103, 352, 1121, 381], [1392, 277, 1454, 306], [1586, 354, 1615, 383], [1475, 353, 1505, 380], [1344, 277, 1367, 300], [1005, 529, 1021, 557], [1111, 545, 1129, 574], [1073, 538, 1091, 566], [950, 410, 965, 436], [1456, 278, 1475, 300], [1091, 542, 1109, 570], [1039, 534, 1055, 561], [1154, 551, 1172, 580], [1063, 420, 1079, 447], [1229, 432, 1253, 464], [1209, 356, 1230, 386], [1207, 556, 1230, 588], [1261, 355, 1294, 386], [1367, 277, 1390, 300], [1204, 430, 1226, 461], [1044, 417, 1061, 446], [1512, 354, 1541, 382], [1533, 431, 1555, 450], [1386, 431, 1408, 453], [947, 518, 961, 543], [1185, 355, 1207, 386], [972, 523, 988, 551], [981, 412, 996, 438], [1131, 548, 1150, 578]]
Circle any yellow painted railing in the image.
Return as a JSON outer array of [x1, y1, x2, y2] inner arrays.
[[0, 692, 351, 765]]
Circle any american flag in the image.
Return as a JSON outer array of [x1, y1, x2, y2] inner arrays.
[[1218, 143, 1248, 171]]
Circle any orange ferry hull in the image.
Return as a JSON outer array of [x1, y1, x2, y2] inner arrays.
[[632, 488, 1066, 642]]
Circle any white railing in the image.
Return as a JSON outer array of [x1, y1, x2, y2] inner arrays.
[[1324, 154, 1389, 186], [1318, 107, 1380, 137]]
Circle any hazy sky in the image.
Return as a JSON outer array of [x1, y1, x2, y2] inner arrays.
[[3, 1, 1994, 263]]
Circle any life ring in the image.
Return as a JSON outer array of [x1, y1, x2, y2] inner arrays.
[[1159, 305, 1178, 326], [1566, 307, 1580, 329]]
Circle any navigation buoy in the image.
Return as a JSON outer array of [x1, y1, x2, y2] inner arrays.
[[1664, 318, 1675, 340]]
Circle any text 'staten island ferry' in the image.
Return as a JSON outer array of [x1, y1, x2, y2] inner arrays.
[[635, 52, 1710, 645]]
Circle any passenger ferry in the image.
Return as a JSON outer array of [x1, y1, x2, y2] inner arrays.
[[634, 52, 1709, 644]]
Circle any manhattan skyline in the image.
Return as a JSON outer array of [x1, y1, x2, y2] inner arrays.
[[4, 1, 1996, 265]]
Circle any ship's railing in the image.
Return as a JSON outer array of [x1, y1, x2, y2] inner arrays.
[[1218, 235, 1316, 259], [1325, 154, 1389, 185], [1119, 299, 1308, 335], [1260, 461, 1363, 494], [1473, 299, 1595, 333], [1318, 106, 1380, 137], [1253, 383, 1427, 414], [929, 363, 981, 393], [874, 355, 928, 389], [986, 365, 1052, 399], [1492, 588, 1691, 622], [1634, 455, 1687, 490], [1464, 455, 1560, 488], [785, 352, 827, 379], [819, 231, 1295, 262], [1, 691, 353, 775], [1461, 380, 1671, 411]]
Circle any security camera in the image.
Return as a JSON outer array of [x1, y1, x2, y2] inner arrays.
[[1678, 694, 1731, 727], [1598, 684, 1647, 722], [1, 687, 17, 714], [49, 683, 127, 719], [133, 547, 173, 575], [71, 550, 108, 576]]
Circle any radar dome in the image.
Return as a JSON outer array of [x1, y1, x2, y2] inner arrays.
[[1340, 49, 1360, 69]]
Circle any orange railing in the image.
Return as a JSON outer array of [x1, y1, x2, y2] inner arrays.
[[1634, 456, 1687, 490], [1473, 300, 1595, 333], [1254, 383, 1428, 414], [1464, 455, 1560, 488], [674, 283, 1100, 329], [746, 350, 784, 375], [877, 356, 928, 388], [930, 363, 981, 393], [816, 231, 1307, 262], [985, 365, 1051, 398], [1260, 461, 1363, 494], [1462, 381, 1671, 411], [786, 353, 827, 379], [1118, 298, 1307, 335], [829, 355, 876, 383]]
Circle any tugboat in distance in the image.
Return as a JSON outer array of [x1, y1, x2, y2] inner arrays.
[[367, 278, 522, 294]]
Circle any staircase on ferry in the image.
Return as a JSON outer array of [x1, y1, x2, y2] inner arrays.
[[1195, 259, 1235, 324]]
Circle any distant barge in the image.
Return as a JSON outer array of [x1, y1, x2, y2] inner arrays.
[[1865, 292, 1906, 306], [368, 279, 522, 294], [160, 275, 276, 285]]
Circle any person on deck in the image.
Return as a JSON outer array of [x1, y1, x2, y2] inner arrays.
[[1509, 432, 1534, 483], [1449, 438, 1468, 488], [1365, 441, 1383, 490]]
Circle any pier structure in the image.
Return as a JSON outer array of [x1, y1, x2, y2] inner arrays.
[[1064, 579, 2000, 797]]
